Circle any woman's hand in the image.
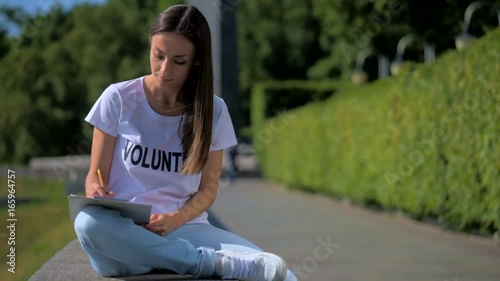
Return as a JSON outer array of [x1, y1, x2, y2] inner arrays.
[[86, 182, 115, 198], [144, 211, 186, 236]]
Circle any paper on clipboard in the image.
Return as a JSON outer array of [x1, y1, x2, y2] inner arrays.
[[68, 194, 151, 225]]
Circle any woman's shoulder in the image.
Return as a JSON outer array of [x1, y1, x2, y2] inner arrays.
[[213, 95, 228, 110], [100, 76, 145, 102], [212, 95, 228, 117]]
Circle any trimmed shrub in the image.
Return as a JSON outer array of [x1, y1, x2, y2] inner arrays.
[[252, 29, 500, 235]]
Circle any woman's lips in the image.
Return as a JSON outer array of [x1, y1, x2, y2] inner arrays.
[[158, 76, 173, 82]]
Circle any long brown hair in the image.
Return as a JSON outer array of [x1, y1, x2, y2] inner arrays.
[[148, 5, 213, 174]]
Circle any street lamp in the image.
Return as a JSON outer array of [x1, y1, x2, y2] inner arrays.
[[351, 49, 389, 84], [455, 1, 500, 50], [390, 34, 435, 76]]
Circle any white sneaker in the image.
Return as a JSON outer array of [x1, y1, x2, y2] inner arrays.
[[214, 250, 287, 281]]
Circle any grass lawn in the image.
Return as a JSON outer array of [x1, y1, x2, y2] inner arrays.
[[0, 175, 77, 281]]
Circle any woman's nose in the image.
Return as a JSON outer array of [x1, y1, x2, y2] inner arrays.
[[159, 59, 172, 76]]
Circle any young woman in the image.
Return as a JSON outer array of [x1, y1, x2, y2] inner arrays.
[[74, 4, 297, 281]]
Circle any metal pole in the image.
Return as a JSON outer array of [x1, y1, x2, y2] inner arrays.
[[463, 1, 489, 33], [187, 0, 222, 98], [219, 0, 241, 138]]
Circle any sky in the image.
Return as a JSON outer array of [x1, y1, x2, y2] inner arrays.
[[0, 0, 107, 35]]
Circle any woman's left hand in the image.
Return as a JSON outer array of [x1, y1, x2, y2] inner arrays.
[[144, 211, 185, 236]]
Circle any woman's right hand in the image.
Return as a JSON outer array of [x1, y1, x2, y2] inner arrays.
[[86, 182, 115, 198]]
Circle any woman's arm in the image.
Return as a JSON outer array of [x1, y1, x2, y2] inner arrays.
[[144, 149, 223, 235], [180, 149, 223, 221], [85, 127, 118, 197]]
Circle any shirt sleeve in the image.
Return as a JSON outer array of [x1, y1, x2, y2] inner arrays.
[[84, 84, 121, 137], [210, 98, 238, 151]]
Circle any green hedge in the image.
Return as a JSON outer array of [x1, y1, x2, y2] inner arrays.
[[250, 80, 351, 136], [251, 29, 500, 235]]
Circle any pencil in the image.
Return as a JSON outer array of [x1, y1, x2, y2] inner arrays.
[[97, 169, 105, 188]]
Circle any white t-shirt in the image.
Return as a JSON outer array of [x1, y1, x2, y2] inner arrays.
[[85, 76, 237, 224]]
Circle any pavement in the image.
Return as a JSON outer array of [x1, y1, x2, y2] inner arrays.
[[210, 178, 500, 281]]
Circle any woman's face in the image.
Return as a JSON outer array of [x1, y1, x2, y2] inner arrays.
[[149, 32, 195, 91]]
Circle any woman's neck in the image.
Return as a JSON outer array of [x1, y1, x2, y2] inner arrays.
[[144, 75, 185, 116]]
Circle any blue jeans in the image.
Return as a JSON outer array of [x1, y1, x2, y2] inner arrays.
[[74, 206, 297, 280]]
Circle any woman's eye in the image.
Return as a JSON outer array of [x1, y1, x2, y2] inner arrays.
[[175, 61, 186, 65], [157, 55, 165, 60]]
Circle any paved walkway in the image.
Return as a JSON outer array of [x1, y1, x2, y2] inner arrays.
[[210, 178, 500, 281]]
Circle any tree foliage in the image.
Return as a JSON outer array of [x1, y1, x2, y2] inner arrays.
[[237, 0, 325, 90], [0, 0, 181, 163], [238, 0, 499, 83], [0, 0, 498, 162], [234, 0, 499, 132]]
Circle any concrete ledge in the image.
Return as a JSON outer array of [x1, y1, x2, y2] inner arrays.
[[28, 240, 198, 281], [30, 212, 235, 281], [29, 156, 90, 181]]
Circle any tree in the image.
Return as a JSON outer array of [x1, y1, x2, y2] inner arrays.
[[236, 0, 325, 130], [308, 0, 500, 80], [237, 0, 325, 90], [0, 0, 181, 163]]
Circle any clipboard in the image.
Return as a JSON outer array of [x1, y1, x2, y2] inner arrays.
[[68, 194, 151, 225]]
